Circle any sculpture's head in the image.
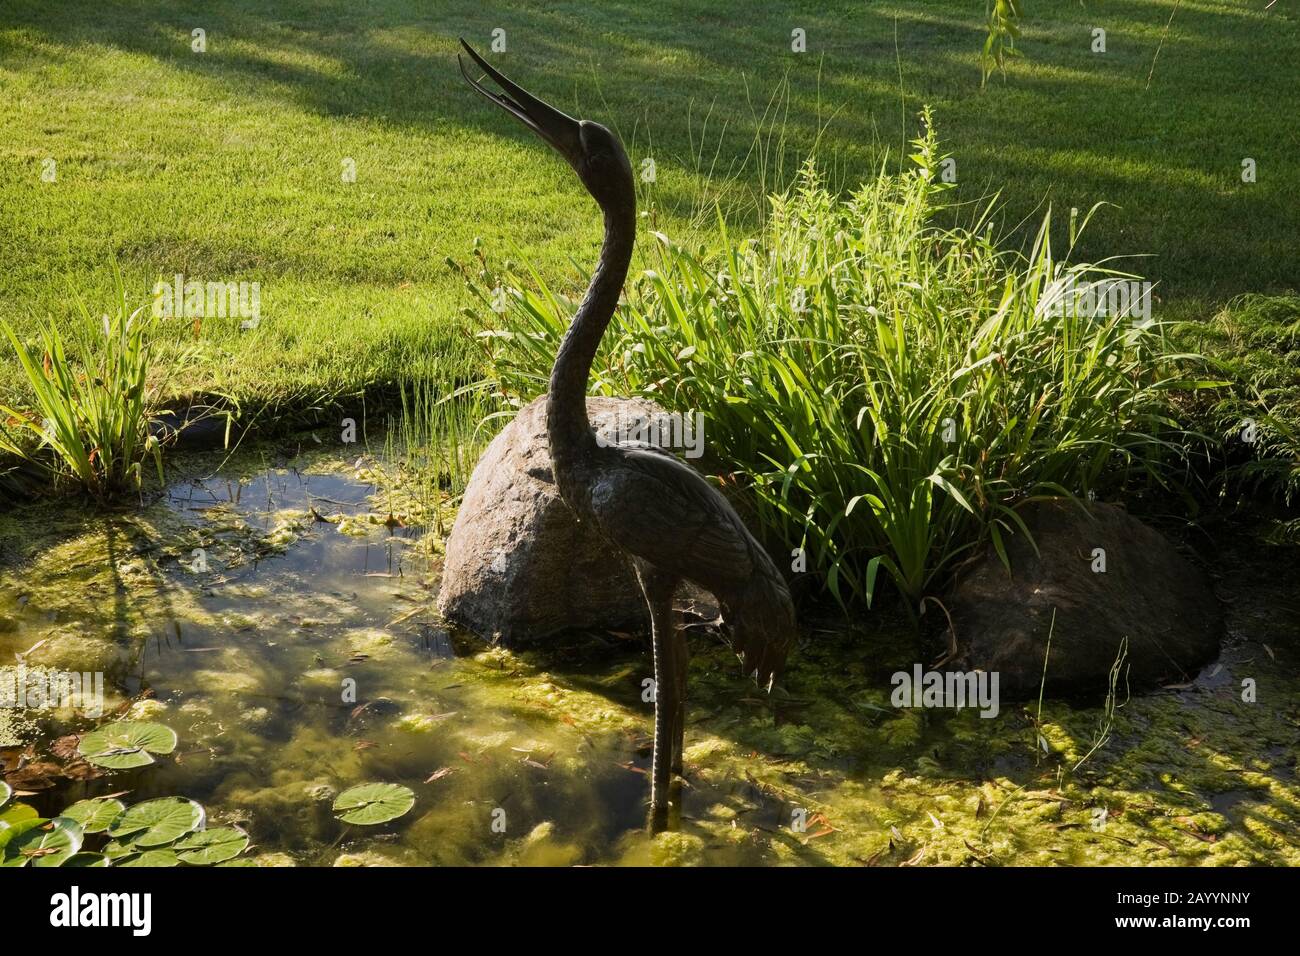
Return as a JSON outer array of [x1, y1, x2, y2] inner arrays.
[[459, 39, 634, 215]]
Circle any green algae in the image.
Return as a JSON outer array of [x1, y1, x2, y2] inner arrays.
[[0, 440, 1295, 866]]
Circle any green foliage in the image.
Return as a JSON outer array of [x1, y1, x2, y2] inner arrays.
[[981, 0, 1024, 88], [1175, 294, 1300, 504], [77, 720, 177, 769], [0, 793, 252, 868], [464, 114, 1197, 610], [0, 271, 180, 499], [61, 798, 126, 833], [333, 782, 416, 825]]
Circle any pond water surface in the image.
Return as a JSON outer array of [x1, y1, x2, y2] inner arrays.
[[2, 444, 1298, 866]]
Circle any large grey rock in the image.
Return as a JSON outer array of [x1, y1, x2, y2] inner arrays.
[[944, 500, 1222, 699], [438, 395, 676, 644]]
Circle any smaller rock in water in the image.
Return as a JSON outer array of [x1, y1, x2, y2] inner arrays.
[[439, 395, 681, 644], [945, 500, 1222, 700]]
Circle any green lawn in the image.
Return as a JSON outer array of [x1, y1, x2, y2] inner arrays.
[[0, 0, 1295, 414]]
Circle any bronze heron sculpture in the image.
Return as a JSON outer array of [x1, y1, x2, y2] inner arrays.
[[459, 40, 796, 832]]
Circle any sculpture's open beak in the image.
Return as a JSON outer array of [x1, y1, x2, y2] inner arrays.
[[458, 39, 582, 166]]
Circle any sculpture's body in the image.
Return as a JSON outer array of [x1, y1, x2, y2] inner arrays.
[[460, 41, 796, 831]]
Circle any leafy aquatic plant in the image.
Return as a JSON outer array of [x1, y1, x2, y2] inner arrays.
[[0, 271, 185, 499], [463, 113, 1199, 611], [77, 720, 177, 769], [332, 782, 416, 825], [0, 791, 251, 868]]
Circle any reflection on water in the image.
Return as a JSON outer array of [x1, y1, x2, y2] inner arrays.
[[1, 448, 1298, 866]]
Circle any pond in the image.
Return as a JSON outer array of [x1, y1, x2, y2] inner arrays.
[[2, 442, 1298, 866]]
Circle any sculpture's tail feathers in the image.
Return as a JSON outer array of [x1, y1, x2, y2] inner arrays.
[[727, 575, 797, 690]]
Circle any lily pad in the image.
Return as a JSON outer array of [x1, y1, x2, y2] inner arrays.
[[103, 838, 139, 859], [118, 848, 179, 867], [109, 797, 204, 847], [2, 817, 83, 867], [61, 798, 125, 834], [0, 814, 45, 857], [78, 721, 177, 769], [0, 801, 37, 829], [332, 783, 415, 826], [64, 852, 112, 867], [0, 781, 10, 811], [175, 826, 249, 865]]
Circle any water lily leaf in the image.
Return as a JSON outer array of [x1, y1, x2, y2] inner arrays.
[[78, 721, 177, 769], [175, 826, 249, 865], [109, 797, 204, 847], [103, 838, 139, 859], [64, 852, 112, 867], [118, 848, 178, 867], [217, 856, 257, 867], [3, 816, 83, 867], [0, 780, 10, 810], [0, 813, 45, 856], [61, 798, 125, 834], [332, 783, 415, 825]]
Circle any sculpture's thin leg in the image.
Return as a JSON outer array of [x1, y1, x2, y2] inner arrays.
[[636, 562, 676, 834], [670, 627, 688, 777]]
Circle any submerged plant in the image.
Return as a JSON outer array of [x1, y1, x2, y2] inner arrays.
[[0, 272, 180, 499], [464, 112, 1200, 611]]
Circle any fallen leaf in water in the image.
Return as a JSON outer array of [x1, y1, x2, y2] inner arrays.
[[3, 761, 60, 789], [0, 747, 25, 772], [618, 761, 647, 775], [50, 735, 81, 761], [424, 767, 457, 783], [1262, 643, 1276, 661], [353, 740, 377, 752]]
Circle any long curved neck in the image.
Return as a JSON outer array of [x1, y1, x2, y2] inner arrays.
[[546, 201, 636, 489]]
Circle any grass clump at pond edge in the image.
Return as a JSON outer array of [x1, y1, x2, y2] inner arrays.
[[0, 272, 180, 500]]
